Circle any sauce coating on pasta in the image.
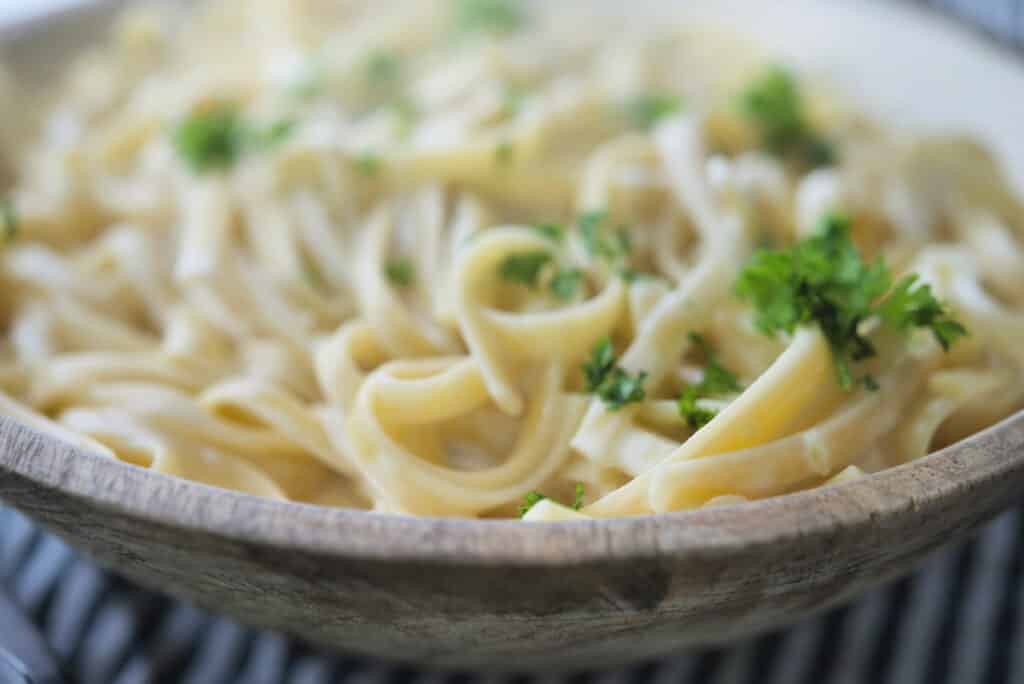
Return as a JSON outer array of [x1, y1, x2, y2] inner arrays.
[[0, 0, 1021, 519]]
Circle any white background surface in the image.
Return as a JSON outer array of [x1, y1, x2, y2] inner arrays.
[[0, 0, 81, 25]]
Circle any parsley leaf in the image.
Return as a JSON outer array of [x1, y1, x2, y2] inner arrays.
[[598, 368, 648, 410], [678, 332, 743, 429], [495, 141, 515, 166], [353, 153, 383, 177], [455, 0, 526, 36], [583, 337, 617, 392], [877, 274, 969, 351], [582, 337, 647, 410], [365, 50, 401, 88], [533, 223, 564, 243], [499, 250, 553, 288], [578, 211, 631, 262], [173, 107, 297, 173], [623, 94, 684, 131], [1, 198, 17, 242], [550, 268, 584, 301], [385, 259, 415, 287], [519, 491, 547, 516], [518, 483, 585, 517], [572, 482, 585, 510], [738, 65, 836, 168], [250, 118, 297, 150], [736, 212, 967, 389], [619, 269, 656, 283], [173, 106, 247, 173], [503, 84, 529, 117]]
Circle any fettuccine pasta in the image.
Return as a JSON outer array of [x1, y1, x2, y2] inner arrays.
[[1, 0, 1022, 519]]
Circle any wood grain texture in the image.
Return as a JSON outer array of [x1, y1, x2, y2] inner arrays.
[[1, 412, 1023, 669]]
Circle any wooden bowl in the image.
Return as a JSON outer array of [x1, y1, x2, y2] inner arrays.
[[2, 0, 1024, 670]]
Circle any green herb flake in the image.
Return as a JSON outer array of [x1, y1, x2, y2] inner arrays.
[[582, 337, 647, 410], [623, 93, 684, 131], [173, 107, 297, 173], [877, 274, 969, 351], [583, 337, 617, 392], [578, 210, 632, 262], [518, 491, 547, 516], [353, 153, 383, 177], [620, 269, 655, 283], [550, 268, 584, 301], [502, 84, 528, 117], [455, 0, 526, 36], [499, 250, 553, 288], [598, 367, 648, 410], [365, 50, 401, 87], [533, 223, 564, 243], [495, 141, 515, 167], [518, 483, 585, 517], [173, 106, 246, 173], [736, 212, 967, 390], [678, 332, 744, 429], [572, 482, 585, 510], [738, 65, 836, 168], [385, 259, 415, 287], [389, 98, 420, 139], [1, 198, 18, 242], [252, 118, 297, 150]]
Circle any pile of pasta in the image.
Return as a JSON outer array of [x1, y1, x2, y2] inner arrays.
[[1, 0, 1022, 520]]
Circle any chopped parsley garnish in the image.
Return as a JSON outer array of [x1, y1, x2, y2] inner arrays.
[[173, 107, 297, 173], [736, 212, 967, 389], [550, 268, 584, 301], [495, 141, 515, 166], [619, 269, 655, 283], [623, 93, 684, 131], [1, 198, 17, 242], [518, 483, 585, 516], [502, 84, 528, 117], [173, 106, 246, 173], [389, 98, 420, 140], [365, 50, 401, 87], [738, 65, 836, 168], [533, 223, 565, 243], [678, 332, 743, 429], [385, 259, 415, 287], [353, 153, 383, 177], [583, 337, 617, 392], [877, 274, 969, 351], [455, 0, 526, 36], [583, 337, 647, 410], [598, 368, 648, 410], [254, 118, 297, 150], [578, 211, 631, 262], [499, 250, 553, 288]]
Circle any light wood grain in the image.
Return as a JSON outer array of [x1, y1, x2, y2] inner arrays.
[[1, 412, 1023, 668]]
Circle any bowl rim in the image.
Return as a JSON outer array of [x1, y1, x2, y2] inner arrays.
[[2, 0, 1024, 568], [3, 410, 1024, 566]]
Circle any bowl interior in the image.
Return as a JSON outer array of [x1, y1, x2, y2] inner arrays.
[[0, 0, 1023, 551]]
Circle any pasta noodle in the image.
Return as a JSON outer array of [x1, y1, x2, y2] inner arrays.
[[1, 0, 1022, 520]]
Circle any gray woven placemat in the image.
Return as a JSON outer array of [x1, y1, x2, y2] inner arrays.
[[2, 1, 1023, 682]]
